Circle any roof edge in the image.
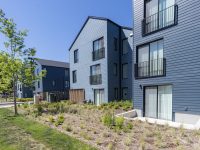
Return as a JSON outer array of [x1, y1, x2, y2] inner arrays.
[[68, 16, 133, 51]]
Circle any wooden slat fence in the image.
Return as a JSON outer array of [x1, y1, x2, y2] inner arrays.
[[69, 89, 85, 103]]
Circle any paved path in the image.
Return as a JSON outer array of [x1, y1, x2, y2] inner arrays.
[[0, 102, 33, 108]]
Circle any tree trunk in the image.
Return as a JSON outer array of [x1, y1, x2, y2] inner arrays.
[[13, 79, 17, 115]]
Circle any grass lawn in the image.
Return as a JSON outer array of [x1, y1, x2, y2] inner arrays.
[[0, 108, 96, 150]]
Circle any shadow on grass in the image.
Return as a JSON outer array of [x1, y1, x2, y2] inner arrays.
[[0, 108, 96, 150]]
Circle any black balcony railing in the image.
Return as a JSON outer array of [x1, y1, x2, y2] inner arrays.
[[142, 5, 178, 35], [92, 47, 105, 61], [90, 74, 102, 85], [135, 58, 166, 79]]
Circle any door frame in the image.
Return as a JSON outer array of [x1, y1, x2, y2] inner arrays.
[[94, 89, 104, 105], [143, 84, 173, 120]]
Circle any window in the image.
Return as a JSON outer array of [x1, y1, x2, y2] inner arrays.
[[93, 37, 104, 51], [114, 88, 118, 100], [113, 63, 118, 76], [72, 70, 77, 83], [122, 87, 128, 100], [74, 50, 78, 63], [90, 64, 101, 85], [136, 39, 164, 78], [52, 80, 55, 87], [122, 63, 128, 79], [145, 85, 172, 120], [38, 81, 40, 88], [90, 64, 101, 76], [143, 0, 177, 35], [65, 81, 69, 88], [93, 37, 105, 61], [37, 69, 39, 75], [65, 69, 69, 77], [122, 39, 128, 55], [114, 38, 118, 51]]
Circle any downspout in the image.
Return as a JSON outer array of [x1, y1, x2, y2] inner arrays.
[[119, 26, 122, 100]]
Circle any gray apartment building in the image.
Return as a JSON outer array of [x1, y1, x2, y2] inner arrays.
[[133, 0, 200, 124], [69, 16, 133, 105]]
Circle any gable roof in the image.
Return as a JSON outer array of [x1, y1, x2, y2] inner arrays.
[[68, 16, 132, 51], [36, 58, 69, 68]]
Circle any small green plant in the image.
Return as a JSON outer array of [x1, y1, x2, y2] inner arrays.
[[23, 103, 28, 109], [115, 117, 124, 129], [102, 132, 110, 138], [107, 142, 115, 150], [126, 122, 133, 130], [80, 132, 93, 140], [17, 98, 33, 102], [139, 135, 145, 150], [101, 112, 115, 128], [55, 114, 65, 126], [69, 108, 78, 114], [48, 115, 55, 123], [124, 135, 132, 146], [65, 124, 72, 132]]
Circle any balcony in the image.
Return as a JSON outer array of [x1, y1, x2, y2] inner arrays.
[[135, 58, 166, 79], [90, 74, 102, 85], [92, 47, 105, 61], [142, 5, 178, 36]]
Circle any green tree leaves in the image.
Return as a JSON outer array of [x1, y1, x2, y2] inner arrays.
[[0, 9, 45, 114]]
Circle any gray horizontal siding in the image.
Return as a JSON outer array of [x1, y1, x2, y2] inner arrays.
[[133, 0, 200, 114], [70, 19, 109, 103]]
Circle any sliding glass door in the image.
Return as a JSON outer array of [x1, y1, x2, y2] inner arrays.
[[145, 85, 172, 120], [94, 89, 104, 106], [145, 87, 158, 118], [158, 85, 172, 120]]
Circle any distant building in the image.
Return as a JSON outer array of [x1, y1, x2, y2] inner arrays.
[[34, 58, 70, 102], [16, 81, 33, 98], [69, 16, 133, 105]]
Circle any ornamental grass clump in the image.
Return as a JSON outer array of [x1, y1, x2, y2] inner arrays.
[[55, 114, 65, 127], [101, 111, 115, 128], [115, 117, 124, 130]]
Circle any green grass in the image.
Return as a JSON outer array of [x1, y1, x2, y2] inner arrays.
[[0, 108, 96, 150]]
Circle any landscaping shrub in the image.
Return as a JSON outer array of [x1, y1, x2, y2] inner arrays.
[[126, 122, 133, 130], [49, 115, 55, 123], [115, 117, 124, 129], [65, 124, 72, 132], [55, 114, 65, 126], [23, 103, 28, 109], [69, 107, 78, 114], [99, 100, 133, 111], [17, 98, 33, 102], [47, 103, 60, 114], [101, 111, 115, 128], [35, 104, 43, 116]]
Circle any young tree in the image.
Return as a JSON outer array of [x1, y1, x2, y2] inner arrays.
[[0, 9, 45, 114], [0, 52, 13, 101]]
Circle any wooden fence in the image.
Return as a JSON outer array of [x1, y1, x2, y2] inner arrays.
[[69, 89, 85, 103]]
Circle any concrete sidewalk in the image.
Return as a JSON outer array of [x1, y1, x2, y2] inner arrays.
[[0, 101, 33, 108]]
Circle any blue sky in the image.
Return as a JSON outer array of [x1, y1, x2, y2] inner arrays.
[[0, 0, 132, 62]]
